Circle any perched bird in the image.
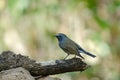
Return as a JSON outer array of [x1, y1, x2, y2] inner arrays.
[[55, 33, 96, 59]]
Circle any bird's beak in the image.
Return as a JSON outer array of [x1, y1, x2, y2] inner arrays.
[[55, 34, 58, 38]]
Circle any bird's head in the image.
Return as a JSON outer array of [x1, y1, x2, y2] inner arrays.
[[55, 33, 68, 42]]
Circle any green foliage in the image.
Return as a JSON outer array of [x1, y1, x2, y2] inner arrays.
[[67, 0, 82, 9], [84, 0, 97, 13], [94, 15, 110, 29], [7, 0, 29, 19]]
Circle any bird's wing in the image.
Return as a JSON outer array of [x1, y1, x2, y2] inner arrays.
[[74, 42, 96, 58], [60, 39, 78, 54], [69, 40, 85, 59], [74, 42, 86, 53]]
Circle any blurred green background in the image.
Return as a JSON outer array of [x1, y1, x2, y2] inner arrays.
[[0, 0, 120, 80]]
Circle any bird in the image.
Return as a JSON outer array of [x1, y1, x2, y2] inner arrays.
[[55, 33, 96, 59]]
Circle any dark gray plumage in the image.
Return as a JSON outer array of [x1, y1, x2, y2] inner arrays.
[[56, 33, 96, 59]]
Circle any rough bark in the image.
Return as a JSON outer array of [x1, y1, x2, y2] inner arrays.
[[0, 51, 90, 76]]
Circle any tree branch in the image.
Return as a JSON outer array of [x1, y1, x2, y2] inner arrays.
[[0, 51, 90, 76]]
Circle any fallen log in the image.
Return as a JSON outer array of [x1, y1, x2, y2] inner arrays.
[[0, 51, 90, 76]]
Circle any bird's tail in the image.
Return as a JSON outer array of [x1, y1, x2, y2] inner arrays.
[[78, 50, 96, 58], [84, 51, 96, 58]]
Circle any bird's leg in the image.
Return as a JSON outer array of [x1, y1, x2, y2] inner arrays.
[[64, 54, 69, 60]]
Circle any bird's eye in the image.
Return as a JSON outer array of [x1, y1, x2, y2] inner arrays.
[[59, 35, 62, 38], [57, 35, 63, 41], [59, 35, 61, 37]]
